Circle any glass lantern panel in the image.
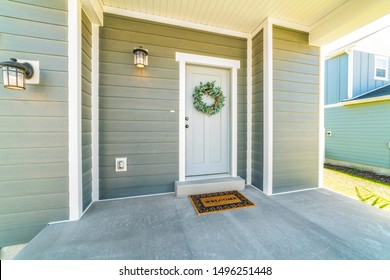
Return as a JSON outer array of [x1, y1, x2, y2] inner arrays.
[[17, 68, 25, 88], [2, 66, 25, 89]]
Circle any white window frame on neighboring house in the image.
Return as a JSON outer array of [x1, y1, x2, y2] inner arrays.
[[374, 55, 389, 81]]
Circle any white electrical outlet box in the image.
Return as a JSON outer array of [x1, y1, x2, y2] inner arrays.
[[115, 157, 127, 172]]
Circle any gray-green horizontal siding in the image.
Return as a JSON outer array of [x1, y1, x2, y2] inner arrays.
[[353, 51, 390, 97], [99, 14, 247, 199], [325, 53, 348, 105], [252, 30, 263, 191], [325, 101, 390, 169], [0, 0, 68, 247], [272, 26, 320, 194], [82, 10, 93, 211]]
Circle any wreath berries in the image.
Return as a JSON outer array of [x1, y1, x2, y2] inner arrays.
[[193, 81, 225, 116]]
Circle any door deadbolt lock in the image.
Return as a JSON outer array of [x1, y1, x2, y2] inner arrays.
[[185, 117, 189, 121], [185, 124, 189, 128]]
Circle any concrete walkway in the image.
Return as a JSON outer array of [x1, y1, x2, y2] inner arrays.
[[15, 187, 390, 259]]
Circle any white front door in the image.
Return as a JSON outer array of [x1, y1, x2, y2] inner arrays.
[[185, 65, 230, 177]]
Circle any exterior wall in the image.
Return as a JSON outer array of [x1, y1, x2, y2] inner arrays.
[[325, 51, 390, 105], [325, 100, 390, 169], [325, 53, 348, 105], [353, 51, 390, 97], [0, 0, 69, 247], [81, 10, 93, 211], [272, 26, 320, 194], [251, 30, 263, 190], [99, 14, 247, 199]]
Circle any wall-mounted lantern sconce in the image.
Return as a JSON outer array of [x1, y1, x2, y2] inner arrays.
[[133, 46, 148, 68], [0, 58, 35, 90]]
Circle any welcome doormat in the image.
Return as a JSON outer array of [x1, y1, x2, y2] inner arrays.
[[189, 190, 256, 215]]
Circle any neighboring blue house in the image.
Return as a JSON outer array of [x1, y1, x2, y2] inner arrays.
[[325, 48, 390, 175]]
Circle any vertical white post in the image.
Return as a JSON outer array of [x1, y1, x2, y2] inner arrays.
[[68, 0, 83, 220], [91, 23, 100, 201], [263, 19, 273, 195], [246, 38, 252, 185], [347, 51, 354, 99], [318, 48, 326, 188], [231, 67, 238, 178], [178, 60, 186, 181]]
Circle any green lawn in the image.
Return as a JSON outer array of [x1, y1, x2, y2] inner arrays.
[[324, 168, 390, 211]]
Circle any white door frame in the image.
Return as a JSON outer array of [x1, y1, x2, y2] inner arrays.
[[176, 52, 240, 182]]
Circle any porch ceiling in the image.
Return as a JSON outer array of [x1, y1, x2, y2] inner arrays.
[[102, 0, 347, 34], [100, 0, 390, 45]]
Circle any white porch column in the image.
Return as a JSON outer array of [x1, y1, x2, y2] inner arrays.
[[91, 23, 100, 201], [263, 19, 273, 195], [246, 38, 253, 185], [68, 0, 83, 220]]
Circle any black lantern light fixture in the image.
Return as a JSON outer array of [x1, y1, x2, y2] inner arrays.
[[0, 58, 34, 90], [133, 46, 148, 68]]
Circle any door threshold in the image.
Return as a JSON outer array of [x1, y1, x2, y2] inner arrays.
[[185, 174, 232, 181], [175, 176, 245, 197]]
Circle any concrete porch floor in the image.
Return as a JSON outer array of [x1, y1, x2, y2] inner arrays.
[[14, 186, 390, 260]]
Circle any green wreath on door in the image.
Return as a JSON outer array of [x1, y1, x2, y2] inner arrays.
[[193, 81, 225, 116]]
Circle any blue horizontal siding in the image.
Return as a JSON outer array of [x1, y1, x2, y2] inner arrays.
[[325, 100, 390, 168]]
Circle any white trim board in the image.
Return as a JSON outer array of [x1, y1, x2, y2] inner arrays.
[[68, 0, 83, 220], [175, 52, 240, 182], [176, 53, 240, 69], [246, 37, 253, 185], [318, 48, 325, 189], [347, 51, 354, 99], [80, 0, 104, 25], [250, 17, 310, 40], [262, 19, 273, 195], [91, 23, 100, 202]]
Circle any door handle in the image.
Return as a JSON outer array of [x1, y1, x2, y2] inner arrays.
[[185, 124, 189, 128]]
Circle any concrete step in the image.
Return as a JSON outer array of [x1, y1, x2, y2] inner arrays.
[[175, 176, 245, 197]]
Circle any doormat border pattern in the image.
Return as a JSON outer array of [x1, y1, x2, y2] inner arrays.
[[189, 190, 256, 215]]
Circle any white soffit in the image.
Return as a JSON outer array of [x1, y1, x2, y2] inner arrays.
[[102, 0, 353, 37], [102, 0, 390, 45]]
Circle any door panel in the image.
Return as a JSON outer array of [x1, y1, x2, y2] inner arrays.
[[185, 65, 230, 176]]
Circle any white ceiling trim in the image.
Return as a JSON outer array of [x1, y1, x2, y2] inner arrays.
[[81, 0, 104, 25], [322, 13, 390, 55], [104, 6, 251, 38], [310, 0, 390, 46], [250, 17, 311, 39]]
